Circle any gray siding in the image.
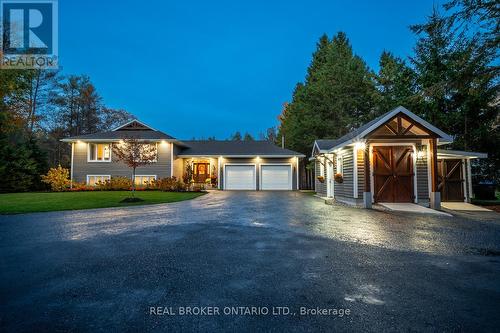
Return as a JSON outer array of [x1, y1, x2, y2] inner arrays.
[[220, 157, 299, 190], [334, 147, 354, 199], [72, 141, 172, 183], [314, 159, 327, 196], [416, 144, 429, 204], [172, 144, 184, 180]]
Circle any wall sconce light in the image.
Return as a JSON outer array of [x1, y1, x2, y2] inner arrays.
[[354, 141, 366, 150], [417, 150, 425, 159]]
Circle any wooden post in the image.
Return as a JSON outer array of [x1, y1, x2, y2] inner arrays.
[[430, 138, 438, 192], [429, 138, 441, 209], [363, 144, 372, 208]]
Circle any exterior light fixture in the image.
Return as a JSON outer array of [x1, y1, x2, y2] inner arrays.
[[354, 141, 366, 150], [417, 150, 425, 159]]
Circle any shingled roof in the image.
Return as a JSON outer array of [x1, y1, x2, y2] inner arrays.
[[178, 140, 305, 157]]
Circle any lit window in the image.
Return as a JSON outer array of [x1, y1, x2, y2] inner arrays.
[[87, 175, 110, 186], [336, 155, 343, 175], [88, 143, 111, 162], [134, 175, 157, 186]]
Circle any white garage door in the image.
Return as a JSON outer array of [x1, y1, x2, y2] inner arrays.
[[225, 165, 256, 190], [261, 165, 292, 190]]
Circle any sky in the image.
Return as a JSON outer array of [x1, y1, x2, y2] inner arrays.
[[60, 0, 438, 139]]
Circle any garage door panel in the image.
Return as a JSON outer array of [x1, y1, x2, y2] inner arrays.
[[225, 165, 256, 190], [261, 165, 292, 190]]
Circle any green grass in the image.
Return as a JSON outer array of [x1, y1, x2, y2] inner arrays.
[[0, 191, 205, 214]]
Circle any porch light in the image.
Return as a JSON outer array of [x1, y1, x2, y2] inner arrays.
[[354, 141, 366, 151], [417, 150, 425, 159]]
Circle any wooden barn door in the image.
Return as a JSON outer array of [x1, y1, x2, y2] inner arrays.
[[373, 146, 414, 203], [438, 159, 464, 202]]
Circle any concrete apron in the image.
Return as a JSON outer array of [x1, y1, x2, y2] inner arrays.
[[441, 202, 492, 212], [378, 203, 452, 216]]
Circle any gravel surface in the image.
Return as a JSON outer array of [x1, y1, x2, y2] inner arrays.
[[1, 191, 499, 332]]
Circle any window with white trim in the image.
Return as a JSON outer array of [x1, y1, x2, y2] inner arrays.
[[134, 175, 157, 186], [87, 175, 110, 186], [88, 143, 111, 162], [336, 155, 343, 175]]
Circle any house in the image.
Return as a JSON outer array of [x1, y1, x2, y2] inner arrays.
[[311, 106, 487, 209], [61, 120, 305, 190]]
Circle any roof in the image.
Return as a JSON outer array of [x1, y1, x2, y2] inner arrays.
[[313, 106, 454, 153], [177, 140, 305, 157], [437, 149, 487, 159], [60, 130, 176, 142], [61, 119, 176, 142]]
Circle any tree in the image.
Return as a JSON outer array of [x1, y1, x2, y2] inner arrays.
[[411, 8, 499, 182], [112, 138, 158, 197], [229, 131, 242, 141], [278, 32, 379, 155], [259, 127, 278, 143], [243, 132, 254, 141], [375, 51, 419, 114]]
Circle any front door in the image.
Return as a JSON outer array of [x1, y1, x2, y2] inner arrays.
[[373, 146, 414, 203], [438, 159, 464, 202], [193, 163, 210, 183]]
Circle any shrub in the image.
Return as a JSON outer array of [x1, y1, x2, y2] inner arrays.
[[70, 181, 92, 191], [152, 177, 187, 191], [96, 176, 132, 190], [41, 165, 70, 191]]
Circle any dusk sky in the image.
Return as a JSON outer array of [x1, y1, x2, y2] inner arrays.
[[60, 0, 437, 139]]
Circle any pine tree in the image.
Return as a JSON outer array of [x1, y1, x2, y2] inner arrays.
[[375, 51, 418, 114]]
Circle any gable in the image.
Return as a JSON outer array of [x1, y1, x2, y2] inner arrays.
[[368, 112, 437, 138], [113, 120, 155, 131]]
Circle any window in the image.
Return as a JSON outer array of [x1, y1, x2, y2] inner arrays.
[[134, 175, 157, 186], [88, 143, 111, 162], [87, 175, 110, 186], [336, 155, 343, 175]]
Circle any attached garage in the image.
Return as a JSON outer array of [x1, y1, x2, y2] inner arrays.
[[260, 164, 292, 190], [224, 164, 256, 190]]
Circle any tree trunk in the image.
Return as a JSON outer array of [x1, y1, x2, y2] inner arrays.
[[132, 167, 136, 197]]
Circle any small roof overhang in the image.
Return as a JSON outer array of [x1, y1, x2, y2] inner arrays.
[[437, 149, 487, 159]]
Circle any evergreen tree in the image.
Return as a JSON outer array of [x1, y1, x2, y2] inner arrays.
[[278, 32, 379, 155], [375, 51, 419, 114], [243, 132, 254, 141]]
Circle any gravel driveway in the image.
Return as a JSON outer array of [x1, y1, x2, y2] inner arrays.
[[1, 191, 499, 332]]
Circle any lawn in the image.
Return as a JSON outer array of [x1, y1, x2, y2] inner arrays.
[[0, 191, 205, 214]]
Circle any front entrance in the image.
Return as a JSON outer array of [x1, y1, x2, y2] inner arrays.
[[373, 146, 414, 203], [438, 159, 464, 202], [193, 163, 210, 183]]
